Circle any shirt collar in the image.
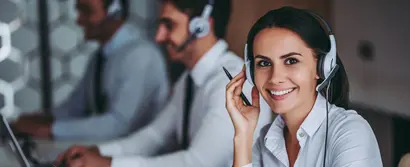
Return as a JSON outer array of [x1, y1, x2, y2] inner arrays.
[[300, 94, 328, 137], [264, 114, 286, 142], [102, 22, 143, 57], [264, 94, 328, 141], [189, 40, 228, 86]]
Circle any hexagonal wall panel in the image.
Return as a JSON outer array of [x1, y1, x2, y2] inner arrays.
[[26, 0, 61, 23], [11, 26, 37, 54], [51, 25, 79, 52], [66, 22, 85, 42], [14, 86, 40, 112], [0, 0, 19, 24], [6, 47, 29, 91], [0, 58, 22, 83], [30, 52, 63, 82], [0, 79, 14, 117], [0, 22, 11, 62], [7, 46, 22, 61], [0, 1, 28, 117], [64, 0, 78, 20]]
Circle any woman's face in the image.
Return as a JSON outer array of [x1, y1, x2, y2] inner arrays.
[[252, 27, 319, 115]]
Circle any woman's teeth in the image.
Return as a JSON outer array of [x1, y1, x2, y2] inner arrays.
[[270, 88, 294, 96]]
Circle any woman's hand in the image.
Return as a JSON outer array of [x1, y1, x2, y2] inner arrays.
[[226, 67, 260, 137], [226, 67, 260, 167]]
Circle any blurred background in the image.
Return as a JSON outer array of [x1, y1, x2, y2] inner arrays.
[[0, 0, 408, 166]]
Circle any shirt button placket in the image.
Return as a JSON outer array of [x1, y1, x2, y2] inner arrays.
[[297, 130, 306, 148], [299, 132, 305, 138]]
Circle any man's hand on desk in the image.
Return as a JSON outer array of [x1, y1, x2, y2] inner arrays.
[[11, 113, 53, 139], [56, 145, 111, 167]]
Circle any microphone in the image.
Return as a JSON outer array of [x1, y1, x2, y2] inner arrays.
[[316, 64, 339, 92], [176, 33, 197, 52]]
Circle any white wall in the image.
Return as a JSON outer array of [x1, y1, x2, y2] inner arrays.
[[333, 1, 410, 166], [332, 0, 410, 118], [226, 0, 329, 58]]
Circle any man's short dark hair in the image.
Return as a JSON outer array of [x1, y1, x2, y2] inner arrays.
[[104, 0, 129, 19], [164, 0, 232, 39]]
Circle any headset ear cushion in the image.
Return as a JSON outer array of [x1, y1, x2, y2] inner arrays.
[[245, 60, 254, 86], [189, 17, 210, 38], [250, 60, 255, 84], [244, 44, 255, 86], [317, 55, 326, 79]]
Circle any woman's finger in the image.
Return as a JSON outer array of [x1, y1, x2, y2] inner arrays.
[[227, 77, 245, 100], [251, 87, 260, 108], [227, 78, 247, 114], [233, 77, 245, 97], [65, 146, 88, 163], [227, 77, 245, 106], [226, 70, 245, 89], [67, 156, 85, 167], [232, 78, 246, 108]]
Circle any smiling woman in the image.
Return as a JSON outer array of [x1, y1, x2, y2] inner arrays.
[[225, 6, 383, 167]]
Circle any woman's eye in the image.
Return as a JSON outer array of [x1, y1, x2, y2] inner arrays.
[[257, 60, 271, 67], [285, 58, 298, 65]]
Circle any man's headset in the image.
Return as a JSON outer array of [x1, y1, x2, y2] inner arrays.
[[92, 0, 123, 31], [243, 10, 339, 167], [104, 0, 123, 21], [176, 0, 214, 52]]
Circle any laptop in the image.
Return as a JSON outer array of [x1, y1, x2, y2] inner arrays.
[[0, 114, 58, 167]]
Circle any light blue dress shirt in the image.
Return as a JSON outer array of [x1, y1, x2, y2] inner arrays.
[[50, 22, 169, 140], [96, 40, 273, 167], [245, 94, 383, 167]]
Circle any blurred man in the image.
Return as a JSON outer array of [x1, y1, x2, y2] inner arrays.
[[12, 0, 169, 140], [54, 0, 272, 166]]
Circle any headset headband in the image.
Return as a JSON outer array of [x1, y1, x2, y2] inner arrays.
[[107, 0, 122, 18]]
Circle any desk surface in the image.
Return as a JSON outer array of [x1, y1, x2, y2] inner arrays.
[[0, 140, 100, 167]]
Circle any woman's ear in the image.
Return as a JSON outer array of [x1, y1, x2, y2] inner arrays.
[[315, 74, 320, 79]]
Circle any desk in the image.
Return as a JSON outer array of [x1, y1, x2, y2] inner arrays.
[[0, 140, 100, 167]]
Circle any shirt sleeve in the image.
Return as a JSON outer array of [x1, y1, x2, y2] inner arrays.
[[98, 93, 179, 157], [51, 71, 89, 119], [241, 164, 253, 167], [330, 112, 383, 167], [249, 124, 270, 167], [102, 75, 237, 167], [52, 42, 168, 140]]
